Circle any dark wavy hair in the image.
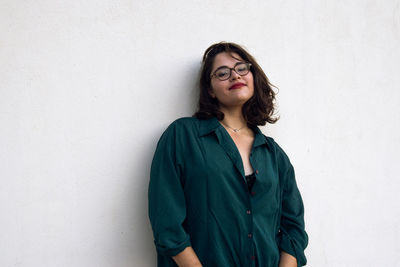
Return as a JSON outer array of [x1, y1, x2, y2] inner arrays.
[[193, 42, 279, 126]]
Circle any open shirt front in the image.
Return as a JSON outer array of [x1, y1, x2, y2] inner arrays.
[[148, 116, 308, 267]]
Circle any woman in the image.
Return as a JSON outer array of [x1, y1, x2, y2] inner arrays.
[[148, 42, 308, 267]]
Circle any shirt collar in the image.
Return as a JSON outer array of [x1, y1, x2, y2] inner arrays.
[[251, 125, 270, 149], [198, 116, 270, 150], [198, 116, 221, 137]]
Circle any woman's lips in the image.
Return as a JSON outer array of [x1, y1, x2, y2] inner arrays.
[[229, 83, 246, 89]]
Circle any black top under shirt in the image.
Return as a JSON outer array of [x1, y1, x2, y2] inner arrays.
[[245, 172, 256, 192]]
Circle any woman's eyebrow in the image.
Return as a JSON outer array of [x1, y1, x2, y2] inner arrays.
[[214, 65, 229, 70], [231, 55, 243, 61], [214, 62, 244, 71]]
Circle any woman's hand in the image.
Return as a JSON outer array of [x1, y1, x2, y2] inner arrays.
[[278, 250, 297, 267], [172, 246, 203, 267]]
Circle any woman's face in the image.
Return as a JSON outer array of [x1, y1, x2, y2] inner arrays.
[[209, 52, 254, 109]]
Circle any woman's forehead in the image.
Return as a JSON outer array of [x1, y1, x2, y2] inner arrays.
[[212, 52, 243, 69]]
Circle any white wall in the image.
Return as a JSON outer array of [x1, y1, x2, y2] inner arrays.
[[1, 0, 399, 266]]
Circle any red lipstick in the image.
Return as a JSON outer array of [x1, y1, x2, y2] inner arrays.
[[229, 83, 246, 90]]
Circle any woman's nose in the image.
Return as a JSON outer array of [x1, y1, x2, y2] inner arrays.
[[230, 70, 241, 80]]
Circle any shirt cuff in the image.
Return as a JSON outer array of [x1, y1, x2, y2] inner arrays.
[[278, 233, 307, 266], [154, 236, 192, 257]]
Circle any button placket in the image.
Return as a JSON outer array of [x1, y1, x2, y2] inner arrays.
[[245, 162, 256, 265]]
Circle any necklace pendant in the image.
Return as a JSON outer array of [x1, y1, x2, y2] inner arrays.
[[233, 129, 239, 132]]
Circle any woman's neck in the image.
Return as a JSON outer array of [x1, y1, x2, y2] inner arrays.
[[219, 106, 248, 131]]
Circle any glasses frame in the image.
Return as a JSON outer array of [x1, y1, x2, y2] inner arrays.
[[210, 62, 252, 81]]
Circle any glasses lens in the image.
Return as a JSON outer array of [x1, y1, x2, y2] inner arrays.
[[235, 63, 250, 75], [215, 68, 230, 80]]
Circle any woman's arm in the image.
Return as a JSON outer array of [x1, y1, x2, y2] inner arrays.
[[149, 123, 193, 258], [172, 246, 203, 267], [278, 251, 297, 267], [277, 163, 308, 266]]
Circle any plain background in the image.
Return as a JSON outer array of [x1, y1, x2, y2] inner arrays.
[[1, 0, 399, 266]]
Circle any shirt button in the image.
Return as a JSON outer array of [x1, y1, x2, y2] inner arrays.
[[255, 170, 259, 174], [250, 255, 256, 260], [251, 191, 256, 196], [248, 233, 252, 238], [246, 210, 251, 214]]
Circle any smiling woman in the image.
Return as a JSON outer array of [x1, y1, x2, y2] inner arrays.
[[148, 42, 308, 267], [196, 42, 279, 128], [208, 54, 255, 109]]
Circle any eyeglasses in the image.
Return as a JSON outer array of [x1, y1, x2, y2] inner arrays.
[[211, 62, 252, 81]]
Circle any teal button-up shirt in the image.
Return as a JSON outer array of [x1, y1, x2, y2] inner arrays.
[[148, 117, 308, 267]]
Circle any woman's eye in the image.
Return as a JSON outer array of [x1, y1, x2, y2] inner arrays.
[[217, 70, 229, 77], [236, 64, 247, 72]]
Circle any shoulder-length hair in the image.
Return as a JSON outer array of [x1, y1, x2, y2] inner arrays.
[[193, 42, 279, 126]]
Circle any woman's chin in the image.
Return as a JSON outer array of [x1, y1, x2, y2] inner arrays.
[[220, 99, 250, 109]]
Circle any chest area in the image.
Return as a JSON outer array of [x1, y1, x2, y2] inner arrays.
[[228, 131, 254, 174], [192, 131, 275, 180], [229, 133, 253, 157], [189, 133, 280, 202]]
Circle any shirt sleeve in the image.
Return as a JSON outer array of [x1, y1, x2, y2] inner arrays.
[[278, 164, 308, 266], [148, 123, 191, 257]]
